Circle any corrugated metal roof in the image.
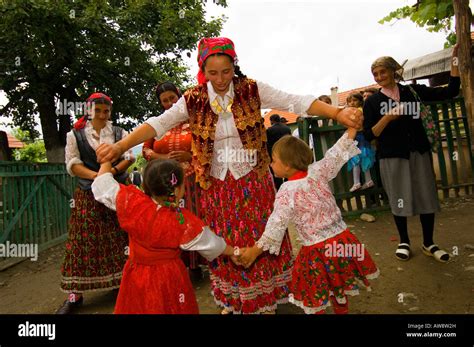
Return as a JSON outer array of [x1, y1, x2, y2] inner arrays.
[[403, 47, 453, 81]]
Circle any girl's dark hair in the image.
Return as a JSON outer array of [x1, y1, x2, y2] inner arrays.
[[142, 159, 184, 198], [201, 53, 246, 79], [155, 82, 182, 104]]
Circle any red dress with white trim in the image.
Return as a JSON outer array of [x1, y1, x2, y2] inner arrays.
[[92, 175, 228, 314]]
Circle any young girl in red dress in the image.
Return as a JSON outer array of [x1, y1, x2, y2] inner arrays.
[[92, 159, 237, 314], [143, 82, 205, 277], [239, 128, 379, 314]]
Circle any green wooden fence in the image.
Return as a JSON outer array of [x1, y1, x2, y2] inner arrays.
[[299, 97, 474, 217], [0, 162, 76, 258]]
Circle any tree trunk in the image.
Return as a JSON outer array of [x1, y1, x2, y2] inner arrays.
[[37, 94, 67, 163], [453, 0, 474, 150]]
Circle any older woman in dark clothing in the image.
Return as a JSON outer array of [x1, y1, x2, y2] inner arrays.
[[363, 46, 460, 263]]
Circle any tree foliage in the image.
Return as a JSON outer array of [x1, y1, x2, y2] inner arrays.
[[379, 0, 456, 48], [0, 0, 227, 162], [11, 128, 47, 162]]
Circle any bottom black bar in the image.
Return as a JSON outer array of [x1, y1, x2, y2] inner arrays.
[[0, 314, 472, 346]]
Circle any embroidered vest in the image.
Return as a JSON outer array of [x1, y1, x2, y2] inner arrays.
[[184, 77, 270, 190], [73, 126, 128, 190]]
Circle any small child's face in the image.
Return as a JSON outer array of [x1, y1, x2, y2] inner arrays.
[[347, 98, 361, 108], [271, 152, 289, 178]]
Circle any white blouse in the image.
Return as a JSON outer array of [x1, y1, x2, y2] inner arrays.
[[65, 121, 135, 177], [256, 133, 361, 255], [145, 80, 315, 181], [91, 173, 227, 261]]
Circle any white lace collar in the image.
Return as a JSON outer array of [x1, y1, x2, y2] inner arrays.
[[84, 120, 114, 138]]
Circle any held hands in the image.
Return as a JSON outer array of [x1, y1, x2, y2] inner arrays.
[[336, 107, 364, 131], [143, 147, 155, 158], [96, 143, 124, 164], [227, 246, 261, 268]]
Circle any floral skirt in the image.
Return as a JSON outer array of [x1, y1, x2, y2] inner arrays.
[[289, 229, 379, 314], [60, 188, 129, 293], [200, 170, 294, 314]]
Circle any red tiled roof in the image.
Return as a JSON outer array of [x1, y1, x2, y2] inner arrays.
[[263, 109, 299, 128], [7, 133, 25, 148], [337, 83, 380, 106]]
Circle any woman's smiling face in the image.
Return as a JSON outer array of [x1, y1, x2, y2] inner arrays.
[[372, 66, 395, 88], [203, 54, 235, 94]]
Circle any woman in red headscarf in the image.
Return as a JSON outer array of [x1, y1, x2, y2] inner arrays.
[[57, 93, 135, 314], [96, 37, 364, 314]]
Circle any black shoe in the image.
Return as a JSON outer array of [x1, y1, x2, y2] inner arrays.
[[56, 296, 83, 314]]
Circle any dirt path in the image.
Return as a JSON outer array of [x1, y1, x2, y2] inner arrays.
[[0, 198, 473, 314]]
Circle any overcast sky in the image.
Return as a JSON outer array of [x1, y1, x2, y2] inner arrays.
[[184, 0, 453, 95], [1, 0, 465, 134]]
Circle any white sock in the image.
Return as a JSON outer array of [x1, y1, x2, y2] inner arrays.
[[352, 166, 361, 186], [364, 170, 373, 183]]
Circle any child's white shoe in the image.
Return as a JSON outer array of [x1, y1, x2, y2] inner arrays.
[[349, 183, 361, 192], [361, 180, 374, 190]]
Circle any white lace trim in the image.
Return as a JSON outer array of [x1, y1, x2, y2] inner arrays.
[[256, 235, 282, 255], [60, 284, 121, 294], [289, 290, 360, 314], [61, 272, 123, 283], [287, 268, 380, 314], [365, 268, 380, 280], [212, 294, 289, 315], [66, 158, 84, 177], [307, 132, 360, 182]]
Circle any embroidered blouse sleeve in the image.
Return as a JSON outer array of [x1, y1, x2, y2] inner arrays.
[[91, 173, 120, 211], [145, 96, 189, 139], [308, 132, 361, 182], [256, 187, 294, 255], [65, 130, 84, 177], [257, 80, 316, 116], [179, 210, 227, 261]]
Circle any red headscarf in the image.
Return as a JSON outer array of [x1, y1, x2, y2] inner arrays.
[[73, 92, 112, 130], [196, 37, 238, 85]]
